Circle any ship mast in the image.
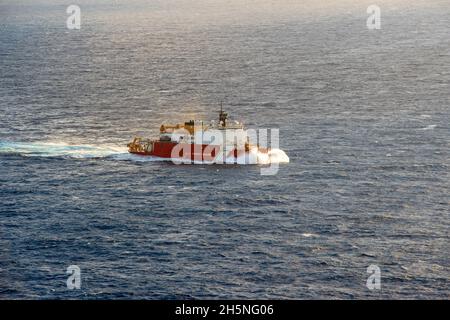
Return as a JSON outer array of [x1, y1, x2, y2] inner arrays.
[[219, 102, 228, 127]]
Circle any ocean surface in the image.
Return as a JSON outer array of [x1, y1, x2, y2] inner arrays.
[[0, 0, 449, 299]]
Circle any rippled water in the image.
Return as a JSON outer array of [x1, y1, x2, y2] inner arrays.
[[0, 0, 449, 299]]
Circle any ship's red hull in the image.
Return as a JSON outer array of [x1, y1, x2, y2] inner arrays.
[[129, 141, 235, 161]]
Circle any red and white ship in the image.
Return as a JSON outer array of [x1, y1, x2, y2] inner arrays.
[[127, 108, 267, 163]]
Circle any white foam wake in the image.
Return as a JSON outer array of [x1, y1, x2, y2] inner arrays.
[[0, 141, 128, 159]]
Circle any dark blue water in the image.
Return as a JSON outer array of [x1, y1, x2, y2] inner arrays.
[[0, 0, 449, 299]]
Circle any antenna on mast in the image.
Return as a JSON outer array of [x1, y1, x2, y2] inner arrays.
[[219, 101, 227, 127]]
